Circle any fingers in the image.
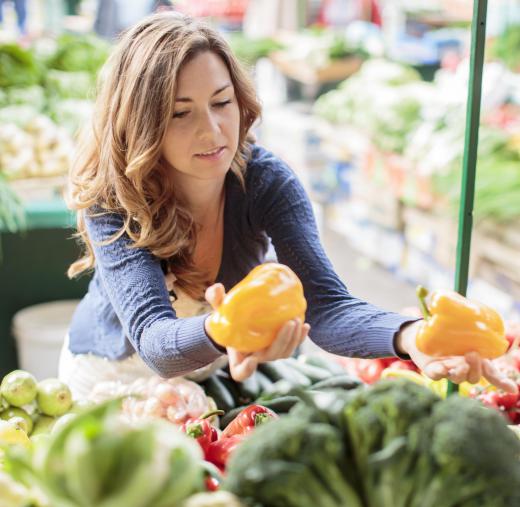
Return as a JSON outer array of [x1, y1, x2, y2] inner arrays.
[[422, 358, 461, 381], [256, 320, 295, 362], [204, 283, 225, 311], [482, 359, 518, 394], [423, 353, 517, 392], [280, 321, 309, 358], [227, 348, 258, 382], [446, 361, 470, 384], [255, 320, 310, 363], [465, 352, 482, 384], [226, 320, 310, 381], [423, 357, 471, 384]]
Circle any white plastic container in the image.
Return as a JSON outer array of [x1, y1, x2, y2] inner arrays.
[[12, 300, 80, 380]]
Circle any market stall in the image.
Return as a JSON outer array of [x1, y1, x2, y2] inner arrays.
[[1, 0, 520, 505]]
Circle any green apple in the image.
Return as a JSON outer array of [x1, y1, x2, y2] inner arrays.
[[70, 399, 95, 414], [32, 415, 56, 435], [36, 379, 73, 417], [51, 413, 77, 435], [0, 407, 34, 434], [1, 370, 37, 407], [21, 401, 39, 421], [0, 395, 8, 411]]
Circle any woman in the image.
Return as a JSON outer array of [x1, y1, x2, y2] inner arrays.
[[60, 12, 515, 399]]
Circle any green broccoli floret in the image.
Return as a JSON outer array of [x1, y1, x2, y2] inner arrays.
[[412, 395, 520, 507], [223, 414, 363, 507], [341, 379, 439, 507]]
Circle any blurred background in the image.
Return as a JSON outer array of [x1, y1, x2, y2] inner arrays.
[[0, 0, 519, 378]]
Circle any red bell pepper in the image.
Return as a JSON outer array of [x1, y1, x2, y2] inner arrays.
[[205, 476, 220, 492], [182, 410, 223, 455], [221, 404, 277, 439], [206, 435, 243, 471], [355, 359, 385, 384]]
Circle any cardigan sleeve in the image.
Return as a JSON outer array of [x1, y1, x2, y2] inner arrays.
[[247, 150, 417, 358], [83, 208, 223, 377]]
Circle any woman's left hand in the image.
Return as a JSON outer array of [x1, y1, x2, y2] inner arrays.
[[398, 321, 518, 393], [205, 283, 310, 382]]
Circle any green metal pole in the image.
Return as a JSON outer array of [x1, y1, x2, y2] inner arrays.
[[448, 0, 488, 396]]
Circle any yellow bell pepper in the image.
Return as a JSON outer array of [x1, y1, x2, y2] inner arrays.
[[380, 368, 426, 385], [207, 263, 307, 353], [380, 368, 448, 398], [459, 377, 493, 397], [416, 286, 508, 359]]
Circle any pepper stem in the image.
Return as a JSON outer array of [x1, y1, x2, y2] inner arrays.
[[254, 413, 271, 426], [201, 409, 225, 420], [416, 286, 432, 320]]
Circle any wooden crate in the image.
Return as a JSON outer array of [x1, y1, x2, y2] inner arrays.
[[10, 176, 67, 204], [269, 51, 363, 86]]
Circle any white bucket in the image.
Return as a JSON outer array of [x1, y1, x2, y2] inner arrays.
[[12, 300, 80, 380]]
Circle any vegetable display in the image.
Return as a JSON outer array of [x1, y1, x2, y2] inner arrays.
[[0, 370, 74, 438], [224, 380, 520, 507], [416, 286, 509, 359], [90, 376, 212, 426], [207, 263, 307, 353], [0, 44, 42, 88], [4, 400, 206, 507]]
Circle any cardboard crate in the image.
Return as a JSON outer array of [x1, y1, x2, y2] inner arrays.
[[402, 206, 482, 276]]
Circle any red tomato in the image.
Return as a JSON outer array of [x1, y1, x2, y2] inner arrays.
[[205, 476, 220, 492], [495, 391, 519, 410], [356, 359, 385, 384], [477, 391, 501, 410], [379, 358, 396, 368]]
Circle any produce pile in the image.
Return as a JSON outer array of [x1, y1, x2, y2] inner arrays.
[[1, 359, 520, 506], [337, 321, 520, 424], [314, 58, 520, 221], [89, 375, 213, 425], [225, 379, 520, 507], [1, 267, 520, 505], [0, 35, 110, 181], [0, 370, 78, 437], [271, 27, 368, 70]]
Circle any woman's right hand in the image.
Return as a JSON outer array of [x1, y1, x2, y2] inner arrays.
[[205, 283, 310, 382]]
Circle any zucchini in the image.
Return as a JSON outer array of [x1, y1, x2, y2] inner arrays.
[[284, 357, 331, 383], [236, 373, 261, 404], [202, 376, 236, 412], [259, 395, 301, 414], [300, 354, 346, 376], [312, 375, 360, 391], [258, 361, 311, 387], [217, 374, 243, 407], [255, 370, 275, 393], [220, 405, 245, 429], [258, 380, 300, 400]]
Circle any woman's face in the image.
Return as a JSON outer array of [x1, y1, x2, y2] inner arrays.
[[162, 51, 241, 184]]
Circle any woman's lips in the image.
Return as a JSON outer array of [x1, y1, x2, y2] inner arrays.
[[195, 146, 226, 161]]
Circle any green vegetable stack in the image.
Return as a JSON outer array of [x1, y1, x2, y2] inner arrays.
[[224, 379, 520, 507], [4, 400, 206, 507]]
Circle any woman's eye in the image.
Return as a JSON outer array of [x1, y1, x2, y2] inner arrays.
[[214, 100, 232, 108], [173, 111, 189, 119]]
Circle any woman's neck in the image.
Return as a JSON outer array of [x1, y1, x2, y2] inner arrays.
[[176, 177, 226, 226]]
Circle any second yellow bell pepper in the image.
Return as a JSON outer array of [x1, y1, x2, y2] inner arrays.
[[207, 263, 307, 353], [416, 286, 508, 359]]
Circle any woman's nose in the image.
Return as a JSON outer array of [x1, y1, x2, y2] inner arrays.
[[197, 109, 221, 140]]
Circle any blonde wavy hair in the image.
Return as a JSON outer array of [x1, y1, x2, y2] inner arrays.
[[68, 12, 261, 299]]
